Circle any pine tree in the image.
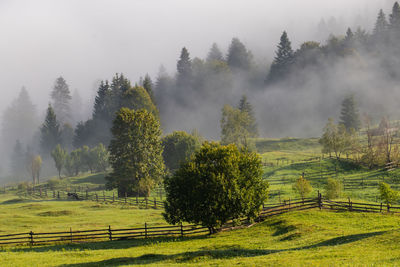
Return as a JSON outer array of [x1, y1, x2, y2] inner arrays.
[[226, 38, 253, 71], [92, 80, 111, 122], [390, 2, 400, 31], [40, 104, 62, 156], [267, 31, 294, 83], [238, 95, 258, 137], [10, 140, 25, 177], [339, 95, 361, 131], [207, 43, 224, 62], [373, 9, 388, 37], [344, 28, 354, 48], [51, 76, 72, 124], [176, 47, 192, 88], [142, 74, 155, 102]]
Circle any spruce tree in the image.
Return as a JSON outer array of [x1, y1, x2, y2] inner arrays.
[[176, 47, 192, 88], [267, 31, 294, 83], [339, 95, 361, 131], [40, 104, 62, 156], [390, 2, 400, 31], [207, 43, 224, 62], [373, 9, 388, 38], [51, 76, 72, 124], [142, 74, 155, 102], [10, 140, 25, 177], [238, 95, 258, 137], [226, 38, 253, 71], [92, 80, 111, 122]]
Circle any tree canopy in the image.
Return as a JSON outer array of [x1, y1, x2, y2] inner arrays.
[[163, 142, 268, 233]]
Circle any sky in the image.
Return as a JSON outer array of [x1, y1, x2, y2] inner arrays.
[[0, 0, 393, 116]]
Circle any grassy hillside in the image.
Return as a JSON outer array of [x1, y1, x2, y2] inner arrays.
[[1, 209, 400, 266]]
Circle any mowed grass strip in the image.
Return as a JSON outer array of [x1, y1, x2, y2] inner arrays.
[[1, 210, 400, 266]]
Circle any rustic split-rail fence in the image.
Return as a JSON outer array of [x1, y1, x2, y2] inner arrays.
[[0, 193, 398, 247]]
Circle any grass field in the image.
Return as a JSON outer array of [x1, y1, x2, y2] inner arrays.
[[1, 209, 400, 266]]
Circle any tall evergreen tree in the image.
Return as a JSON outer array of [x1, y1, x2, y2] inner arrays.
[[40, 104, 62, 156], [92, 80, 111, 122], [207, 43, 224, 62], [390, 2, 400, 31], [176, 47, 192, 88], [51, 76, 72, 124], [226, 38, 253, 71], [238, 95, 258, 137], [70, 89, 83, 124], [339, 95, 361, 131], [373, 9, 389, 37], [267, 31, 294, 83], [142, 74, 155, 102], [10, 140, 25, 177]]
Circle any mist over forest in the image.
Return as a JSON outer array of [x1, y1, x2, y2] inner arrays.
[[0, 0, 399, 180]]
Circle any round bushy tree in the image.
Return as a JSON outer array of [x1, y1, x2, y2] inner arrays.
[[163, 142, 268, 233], [161, 131, 201, 172]]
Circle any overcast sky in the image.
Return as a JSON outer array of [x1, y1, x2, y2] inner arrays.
[[0, 0, 393, 115]]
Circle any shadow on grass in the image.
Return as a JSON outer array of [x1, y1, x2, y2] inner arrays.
[[56, 230, 387, 266], [5, 235, 211, 253], [69, 173, 106, 185]]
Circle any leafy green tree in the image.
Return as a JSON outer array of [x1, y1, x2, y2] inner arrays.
[[51, 76, 72, 124], [176, 47, 192, 89], [51, 144, 67, 179], [163, 142, 268, 234], [267, 31, 294, 83], [319, 118, 350, 159], [92, 143, 109, 172], [106, 108, 164, 197], [64, 154, 76, 177], [293, 176, 312, 200], [161, 131, 201, 172], [238, 95, 258, 137], [339, 95, 361, 131], [69, 149, 83, 176], [226, 38, 253, 72], [207, 43, 224, 62], [40, 104, 62, 156], [221, 105, 252, 149], [27, 154, 42, 185], [325, 178, 343, 199], [379, 182, 399, 206]]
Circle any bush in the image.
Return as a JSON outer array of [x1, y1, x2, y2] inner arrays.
[[325, 178, 342, 199], [163, 142, 268, 234], [379, 182, 399, 206], [47, 178, 61, 190], [292, 176, 312, 200], [17, 181, 31, 191]]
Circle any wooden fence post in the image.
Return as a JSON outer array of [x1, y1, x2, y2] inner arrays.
[[29, 231, 34, 246], [125, 192, 127, 204], [53, 191, 56, 198], [154, 198, 156, 209], [318, 191, 322, 210], [57, 191, 60, 199], [70, 227, 73, 243], [348, 197, 352, 211], [96, 193, 98, 202], [136, 195, 138, 205], [145, 223, 147, 238], [180, 223, 184, 237], [387, 203, 390, 212], [40, 188, 42, 197], [288, 198, 291, 210], [86, 190, 88, 200], [103, 191, 105, 202], [108, 225, 112, 241], [380, 202, 383, 212], [146, 197, 148, 209], [113, 192, 115, 203]]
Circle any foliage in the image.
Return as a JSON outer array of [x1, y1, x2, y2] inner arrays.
[[10, 140, 25, 177], [163, 142, 268, 233], [106, 108, 164, 197], [292, 176, 312, 200], [319, 118, 353, 159], [26, 154, 42, 185], [325, 178, 343, 199], [47, 178, 62, 190], [40, 104, 62, 156], [206, 43, 224, 62], [161, 131, 201, 172], [339, 95, 361, 131], [221, 104, 254, 150], [91, 143, 109, 172], [238, 95, 258, 138], [379, 182, 399, 206], [51, 144, 67, 179], [226, 37, 253, 72], [267, 31, 294, 83], [176, 47, 192, 88], [50, 76, 72, 124]]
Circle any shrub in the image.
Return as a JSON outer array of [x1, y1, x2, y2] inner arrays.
[[47, 178, 61, 190], [292, 176, 312, 200], [379, 182, 399, 206], [325, 178, 342, 199]]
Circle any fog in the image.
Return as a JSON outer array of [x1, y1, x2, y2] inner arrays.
[[0, 0, 391, 113]]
